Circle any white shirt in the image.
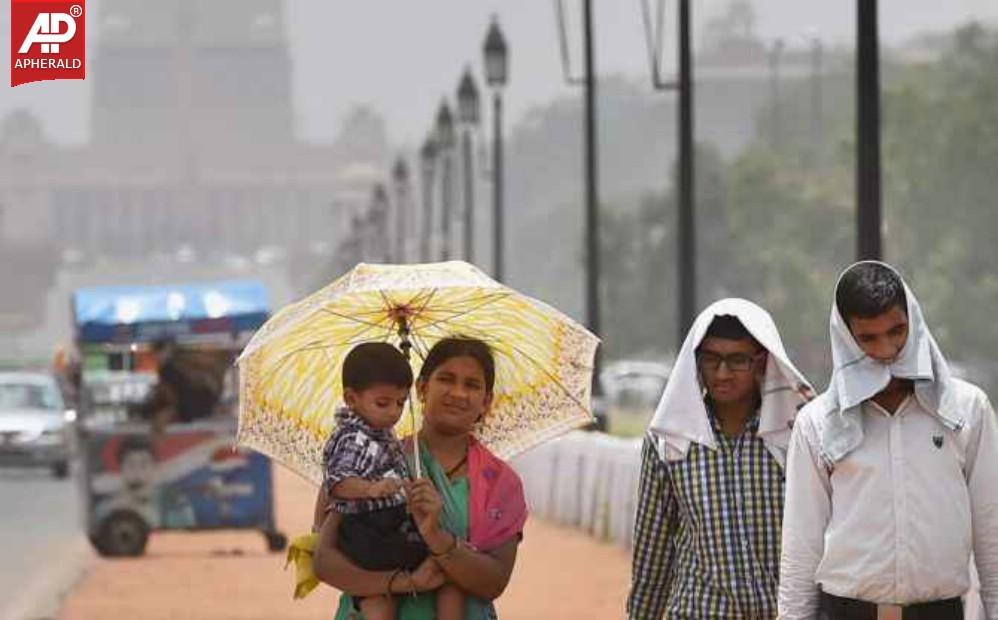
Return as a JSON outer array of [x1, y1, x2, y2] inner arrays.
[[779, 379, 998, 619]]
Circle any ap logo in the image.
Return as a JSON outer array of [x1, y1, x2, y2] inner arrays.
[[19, 11, 78, 54], [10, 0, 86, 87]]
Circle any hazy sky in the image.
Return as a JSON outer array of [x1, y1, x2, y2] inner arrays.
[[3, 1, 997, 149]]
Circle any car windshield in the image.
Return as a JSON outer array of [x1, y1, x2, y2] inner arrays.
[[0, 382, 62, 411]]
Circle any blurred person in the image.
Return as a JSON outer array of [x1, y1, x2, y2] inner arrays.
[[779, 262, 998, 619], [51, 345, 82, 409], [139, 340, 221, 430], [628, 299, 813, 619]]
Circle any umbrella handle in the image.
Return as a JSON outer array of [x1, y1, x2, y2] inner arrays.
[[396, 314, 422, 478], [410, 394, 422, 478]]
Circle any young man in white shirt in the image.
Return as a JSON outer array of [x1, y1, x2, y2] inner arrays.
[[779, 261, 998, 620]]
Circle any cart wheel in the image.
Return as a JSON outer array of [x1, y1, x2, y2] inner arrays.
[[264, 530, 287, 552], [94, 510, 149, 557]]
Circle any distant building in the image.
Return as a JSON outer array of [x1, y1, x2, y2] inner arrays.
[[0, 0, 388, 338]]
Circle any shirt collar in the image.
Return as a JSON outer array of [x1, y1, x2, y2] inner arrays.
[[336, 405, 395, 440]]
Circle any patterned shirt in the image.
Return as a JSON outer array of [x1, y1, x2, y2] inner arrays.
[[628, 410, 785, 619], [322, 406, 410, 515]]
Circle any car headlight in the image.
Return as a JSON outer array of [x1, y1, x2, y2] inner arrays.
[[33, 429, 65, 445]]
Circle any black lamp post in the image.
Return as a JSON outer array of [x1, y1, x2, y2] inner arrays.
[[768, 38, 785, 148], [483, 15, 507, 280], [353, 211, 368, 263], [370, 183, 390, 262], [435, 100, 456, 261], [392, 157, 410, 263], [344, 212, 363, 268], [457, 67, 481, 264], [419, 135, 437, 262], [640, 0, 696, 345], [857, 0, 882, 260], [555, 1, 600, 338]]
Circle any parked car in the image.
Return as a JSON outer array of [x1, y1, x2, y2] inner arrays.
[[0, 372, 75, 477], [600, 360, 671, 411]]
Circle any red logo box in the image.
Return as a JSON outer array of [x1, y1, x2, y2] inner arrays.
[[10, 0, 86, 87]]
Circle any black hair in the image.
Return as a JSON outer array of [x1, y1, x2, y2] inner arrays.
[[342, 342, 413, 391], [116, 434, 155, 466], [835, 262, 908, 321], [419, 337, 496, 393], [702, 315, 758, 344]]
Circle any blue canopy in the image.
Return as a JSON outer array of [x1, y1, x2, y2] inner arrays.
[[72, 280, 270, 343]]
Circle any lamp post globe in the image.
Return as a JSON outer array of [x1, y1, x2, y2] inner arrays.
[[483, 16, 508, 88], [457, 67, 481, 126]]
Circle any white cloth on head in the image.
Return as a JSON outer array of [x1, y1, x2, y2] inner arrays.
[[647, 298, 812, 466], [817, 261, 965, 464]]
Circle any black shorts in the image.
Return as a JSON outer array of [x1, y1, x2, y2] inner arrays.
[[338, 505, 428, 572]]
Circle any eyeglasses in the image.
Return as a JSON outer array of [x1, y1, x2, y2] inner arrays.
[[696, 351, 761, 373]]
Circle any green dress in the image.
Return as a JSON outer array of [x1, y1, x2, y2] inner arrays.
[[332, 445, 495, 620]]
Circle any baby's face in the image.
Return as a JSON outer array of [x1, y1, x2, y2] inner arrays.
[[346, 384, 409, 429]]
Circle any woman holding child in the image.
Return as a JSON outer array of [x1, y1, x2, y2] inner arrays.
[[313, 337, 528, 619]]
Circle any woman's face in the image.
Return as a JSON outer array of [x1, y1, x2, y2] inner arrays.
[[418, 355, 493, 436]]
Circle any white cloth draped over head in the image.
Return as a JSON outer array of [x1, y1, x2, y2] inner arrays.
[[647, 298, 813, 466], [814, 260, 965, 464]]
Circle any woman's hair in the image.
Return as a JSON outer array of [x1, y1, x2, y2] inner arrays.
[[835, 262, 908, 321], [419, 337, 496, 393]]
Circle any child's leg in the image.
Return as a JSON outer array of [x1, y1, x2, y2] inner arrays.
[[358, 595, 396, 620], [435, 583, 464, 620]]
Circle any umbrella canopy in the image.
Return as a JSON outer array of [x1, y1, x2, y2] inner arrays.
[[237, 261, 600, 485]]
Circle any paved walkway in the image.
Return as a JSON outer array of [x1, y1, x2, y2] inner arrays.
[[57, 467, 632, 619]]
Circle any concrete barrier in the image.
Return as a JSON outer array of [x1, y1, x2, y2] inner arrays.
[[513, 431, 642, 548]]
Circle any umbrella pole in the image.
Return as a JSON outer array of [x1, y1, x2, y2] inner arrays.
[[397, 316, 422, 478]]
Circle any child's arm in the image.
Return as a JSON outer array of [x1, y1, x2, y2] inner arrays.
[[329, 476, 402, 500]]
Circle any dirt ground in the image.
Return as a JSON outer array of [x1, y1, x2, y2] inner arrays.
[[57, 466, 632, 619]]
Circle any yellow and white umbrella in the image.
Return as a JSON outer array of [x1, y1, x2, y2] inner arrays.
[[237, 261, 600, 485]]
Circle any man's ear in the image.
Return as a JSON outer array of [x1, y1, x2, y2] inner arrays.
[[755, 350, 769, 380]]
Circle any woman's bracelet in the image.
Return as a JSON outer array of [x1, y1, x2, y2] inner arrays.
[[403, 570, 417, 598], [429, 532, 459, 558], [385, 568, 403, 598], [386, 568, 417, 599]]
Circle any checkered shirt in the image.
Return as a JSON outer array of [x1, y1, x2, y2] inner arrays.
[[627, 410, 784, 619], [322, 406, 410, 515]]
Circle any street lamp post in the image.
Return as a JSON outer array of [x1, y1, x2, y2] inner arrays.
[[768, 38, 785, 148], [345, 212, 363, 268], [640, 0, 696, 345], [435, 101, 456, 261], [392, 157, 410, 263], [809, 34, 823, 156], [457, 67, 481, 264], [857, 0, 882, 260], [370, 183, 390, 262], [582, 0, 600, 341], [483, 15, 508, 281], [419, 136, 437, 262]]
